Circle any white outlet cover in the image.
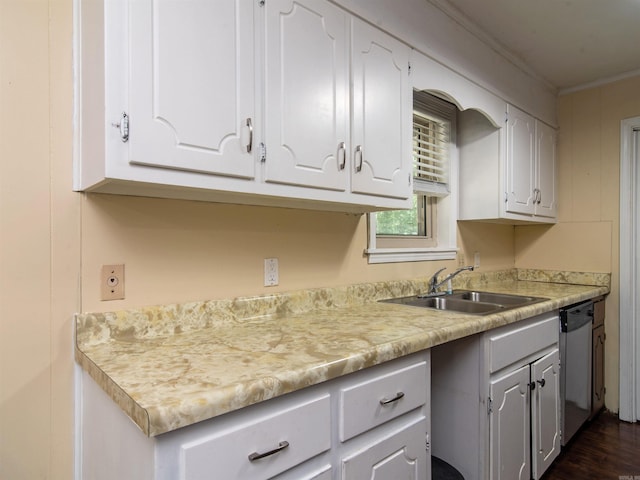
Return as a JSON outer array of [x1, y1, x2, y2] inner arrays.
[[264, 258, 279, 286]]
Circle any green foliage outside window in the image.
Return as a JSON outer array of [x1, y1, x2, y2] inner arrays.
[[375, 195, 421, 236]]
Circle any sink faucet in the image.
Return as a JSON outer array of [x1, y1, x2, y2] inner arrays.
[[425, 266, 475, 295]]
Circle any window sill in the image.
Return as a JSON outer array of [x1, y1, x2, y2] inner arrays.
[[365, 247, 457, 264]]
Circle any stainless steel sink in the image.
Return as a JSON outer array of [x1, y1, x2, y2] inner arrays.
[[448, 290, 546, 307], [381, 290, 547, 315]]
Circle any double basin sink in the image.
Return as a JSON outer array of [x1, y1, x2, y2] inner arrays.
[[381, 290, 547, 315]]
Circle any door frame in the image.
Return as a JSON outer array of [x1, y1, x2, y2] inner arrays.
[[619, 116, 640, 422]]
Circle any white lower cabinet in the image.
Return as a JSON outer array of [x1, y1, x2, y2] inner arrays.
[[341, 417, 427, 480], [489, 349, 560, 480], [431, 312, 560, 480], [79, 351, 430, 480]]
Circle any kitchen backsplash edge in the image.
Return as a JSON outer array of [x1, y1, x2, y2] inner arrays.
[[75, 268, 610, 347]]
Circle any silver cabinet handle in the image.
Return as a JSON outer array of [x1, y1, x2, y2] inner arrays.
[[337, 142, 346, 170], [246, 118, 253, 154], [248, 441, 289, 461], [380, 391, 405, 405], [355, 145, 363, 172], [533, 188, 541, 204]]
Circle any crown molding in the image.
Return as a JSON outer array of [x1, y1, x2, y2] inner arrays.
[[559, 68, 640, 95], [425, 0, 557, 93]]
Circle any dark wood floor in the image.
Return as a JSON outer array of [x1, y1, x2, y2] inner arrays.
[[542, 411, 640, 479]]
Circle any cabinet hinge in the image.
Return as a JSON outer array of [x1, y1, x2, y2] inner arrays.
[[504, 192, 508, 203], [408, 61, 412, 76], [425, 433, 430, 452], [112, 112, 129, 143], [258, 0, 265, 6], [260, 142, 267, 163], [487, 397, 493, 414]]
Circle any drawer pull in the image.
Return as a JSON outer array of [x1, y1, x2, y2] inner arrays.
[[248, 441, 290, 461], [380, 392, 405, 405]]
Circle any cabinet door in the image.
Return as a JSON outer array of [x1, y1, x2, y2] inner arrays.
[[531, 349, 560, 479], [505, 105, 536, 215], [128, 0, 255, 178], [489, 365, 530, 480], [264, 0, 349, 191], [351, 18, 412, 200], [341, 417, 427, 480], [593, 325, 605, 414], [535, 121, 557, 218]]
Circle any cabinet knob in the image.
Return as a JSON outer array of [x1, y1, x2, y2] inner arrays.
[[537, 378, 546, 388]]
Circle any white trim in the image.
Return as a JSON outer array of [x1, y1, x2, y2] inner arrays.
[[559, 69, 640, 96], [366, 92, 458, 264], [619, 116, 640, 422], [366, 247, 457, 264]]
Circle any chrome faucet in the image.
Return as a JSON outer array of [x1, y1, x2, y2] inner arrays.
[[424, 266, 475, 296]]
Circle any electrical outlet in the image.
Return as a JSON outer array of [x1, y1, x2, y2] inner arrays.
[[264, 258, 279, 287], [458, 253, 465, 267], [101, 264, 125, 300]]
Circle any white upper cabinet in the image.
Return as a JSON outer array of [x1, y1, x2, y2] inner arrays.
[[505, 104, 557, 220], [75, 0, 413, 212], [350, 19, 412, 199], [263, 1, 412, 201], [457, 104, 557, 224], [535, 120, 558, 219], [128, 0, 255, 179], [264, 0, 349, 191], [505, 105, 536, 215]]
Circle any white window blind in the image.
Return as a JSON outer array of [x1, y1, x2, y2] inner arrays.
[[412, 92, 456, 197]]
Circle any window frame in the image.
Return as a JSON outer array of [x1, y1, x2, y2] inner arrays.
[[366, 91, 458, 264]]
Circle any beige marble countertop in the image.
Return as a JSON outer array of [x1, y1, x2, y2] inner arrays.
[[75, 269, 609, 437]]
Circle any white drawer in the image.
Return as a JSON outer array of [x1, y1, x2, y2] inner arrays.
[[180, 394, 331, 480], [339, 361, 427, 442], [488, 314, 559, 373]]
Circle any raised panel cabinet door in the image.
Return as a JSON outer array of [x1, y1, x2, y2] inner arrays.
[[593, 325, 605, 413], [264, 0, 349, 191], [531, 349, 561, 479], [505, 105, 536, 215], [535, 121, 557, 218], [351, 18, 412, 200], [489, 365, 530, 480], [341, 417, 427, 480], [128, 0, 256, 178]]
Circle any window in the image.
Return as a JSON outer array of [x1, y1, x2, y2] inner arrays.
[[366, 91, 458, 263]]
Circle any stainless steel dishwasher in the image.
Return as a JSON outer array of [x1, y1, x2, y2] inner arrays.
[[560, 300, 594, 446]]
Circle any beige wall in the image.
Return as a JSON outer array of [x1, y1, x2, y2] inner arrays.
[[7, 0, 635, 476], [515, 74, 640, 413], [80, 195, 515, 312], [0, 0, 78, 478], [0, 2, 514, 477]]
